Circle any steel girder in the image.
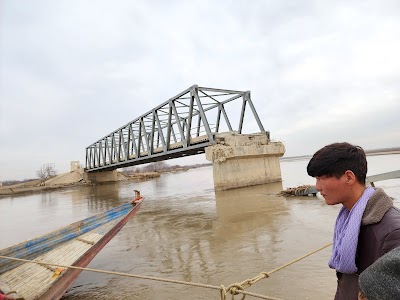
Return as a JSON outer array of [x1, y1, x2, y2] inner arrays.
[[85, 85, 268, 172]]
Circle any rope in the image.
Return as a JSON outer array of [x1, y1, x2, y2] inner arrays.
[[267, 242, 332, 275], [0, 242, 332, 300], [216, 242, 333, 300], [0, 255, 220, 291]]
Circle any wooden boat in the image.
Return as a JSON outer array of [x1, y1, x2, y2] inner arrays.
[[0, 191, 144, 300]]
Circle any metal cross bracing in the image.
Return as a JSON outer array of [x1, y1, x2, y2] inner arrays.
[[85, 85, 268, 172]]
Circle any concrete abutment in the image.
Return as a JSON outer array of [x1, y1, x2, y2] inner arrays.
[[205, 132, 285, 191], [83, 170, 118, 183]]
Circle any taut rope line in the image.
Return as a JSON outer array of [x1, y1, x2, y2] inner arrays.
[[0, 255, 220, 290], [268, 242, 332, 275], [0, 242, 332, 300], [221, 242, 333, 299]]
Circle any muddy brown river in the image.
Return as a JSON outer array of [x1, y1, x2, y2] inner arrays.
[[1, 154, 400, 299]]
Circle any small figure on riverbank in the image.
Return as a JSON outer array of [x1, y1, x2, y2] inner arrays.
[[307, 142, 400, 300], [358, 246, 400, 300]]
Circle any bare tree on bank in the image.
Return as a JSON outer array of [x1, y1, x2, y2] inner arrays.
[[36, 163, 57, 185]]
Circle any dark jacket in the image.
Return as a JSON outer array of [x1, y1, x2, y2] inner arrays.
[[334, 188, 400, 300]]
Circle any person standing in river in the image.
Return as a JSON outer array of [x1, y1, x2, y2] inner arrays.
[[307, 142, 400, 300]]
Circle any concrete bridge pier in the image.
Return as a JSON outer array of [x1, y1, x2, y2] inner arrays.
[[83, 170, 118, 183], [205, 133, 285, 191]]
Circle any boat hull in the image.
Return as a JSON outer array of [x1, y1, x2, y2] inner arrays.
[[40, 201, 142, 300], [0, 200, 143, 300]]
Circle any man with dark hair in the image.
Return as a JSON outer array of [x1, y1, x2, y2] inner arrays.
[[307, 142, 400, 300]]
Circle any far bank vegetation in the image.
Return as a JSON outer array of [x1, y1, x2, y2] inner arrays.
[[121, 161, 211, 180]]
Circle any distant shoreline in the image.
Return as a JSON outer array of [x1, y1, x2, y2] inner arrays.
[[281, 147, 400, 161], [1, 148, 398, 194], [365, 150, 400, 156]]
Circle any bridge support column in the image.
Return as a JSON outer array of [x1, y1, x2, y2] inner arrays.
[[84, 170, 118, 183], [205, 133, 285, 191]]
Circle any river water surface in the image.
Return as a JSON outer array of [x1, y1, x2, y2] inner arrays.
[[1, 154, 400, 300]]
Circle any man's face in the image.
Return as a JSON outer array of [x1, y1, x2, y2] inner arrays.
[[315, 174, 348, 205]]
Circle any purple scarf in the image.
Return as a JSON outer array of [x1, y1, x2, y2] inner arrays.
[[329, 186, 375, 274]]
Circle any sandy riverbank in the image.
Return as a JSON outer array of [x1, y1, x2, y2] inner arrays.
[[0, 170, 160, 197]]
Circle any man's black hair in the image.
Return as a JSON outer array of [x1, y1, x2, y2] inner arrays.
[[307, 142, 367, 184]]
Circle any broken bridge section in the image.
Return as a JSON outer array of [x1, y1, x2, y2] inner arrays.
[[85, 85, 269, 172]]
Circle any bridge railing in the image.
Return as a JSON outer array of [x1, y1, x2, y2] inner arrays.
[[86, 85, 268, 171]]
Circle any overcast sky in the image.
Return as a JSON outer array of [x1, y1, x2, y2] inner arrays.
[[1, 0, 400, 181]]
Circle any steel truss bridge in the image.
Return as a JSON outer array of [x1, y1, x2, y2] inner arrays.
[[86, 85, 268, 172]]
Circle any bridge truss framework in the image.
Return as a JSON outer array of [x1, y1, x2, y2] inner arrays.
[[86, 85, 268, 172]]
